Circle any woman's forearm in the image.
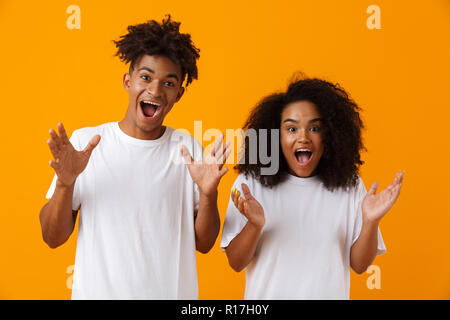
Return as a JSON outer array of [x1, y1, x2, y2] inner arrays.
[[225, 222, 263, 272], [350, 218, 379, 274]]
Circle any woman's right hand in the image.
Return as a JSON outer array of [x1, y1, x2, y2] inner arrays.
[[231, 183, 265, 229], [47, 122, 101, 187]]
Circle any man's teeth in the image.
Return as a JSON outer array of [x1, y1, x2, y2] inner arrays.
[[142, 101, 160, 107]]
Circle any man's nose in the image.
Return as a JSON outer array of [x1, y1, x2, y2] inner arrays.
[[147, 80, 162, 97]]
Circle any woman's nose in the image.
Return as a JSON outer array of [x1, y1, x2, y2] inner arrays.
[[297, 128, 310, 143]]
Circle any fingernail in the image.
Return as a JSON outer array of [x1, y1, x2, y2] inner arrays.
[[238, 196, 241, 201], [243, 203, 246, 207]]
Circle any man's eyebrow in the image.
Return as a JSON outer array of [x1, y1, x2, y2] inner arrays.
[[165, 73, 180, 82], [138, 67, 154, 73], [137, 67, 179, 82]]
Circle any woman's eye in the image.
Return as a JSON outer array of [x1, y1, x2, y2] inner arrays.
[[310, 126, 321, 132], [164, 81, 175, 87], [287, 127, 296, 133]]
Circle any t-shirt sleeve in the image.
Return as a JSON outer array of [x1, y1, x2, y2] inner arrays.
[[191, 138, 203, 216], [220, 175, 249, 250], [351, 178, 387, 256], [194, 183, 200, 216], [45, 130, 82, 211]]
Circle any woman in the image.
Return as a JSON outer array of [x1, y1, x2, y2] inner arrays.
[[220, 75, 403, 299]]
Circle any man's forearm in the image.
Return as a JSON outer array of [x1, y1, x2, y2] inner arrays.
[[39, 180, 77, 248], [350, 218, 379, 274], [194, 190, 220, 253]]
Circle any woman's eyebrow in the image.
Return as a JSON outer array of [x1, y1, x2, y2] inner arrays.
[[283, 117, 322, 124]]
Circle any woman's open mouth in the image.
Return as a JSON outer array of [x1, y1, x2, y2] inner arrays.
[[294, 148, 313, 167], [140, 100, 163, 120]]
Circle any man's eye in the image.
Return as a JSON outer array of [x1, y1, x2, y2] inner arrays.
[[141, 75, 150, 81], [165, 81, 175, 87]]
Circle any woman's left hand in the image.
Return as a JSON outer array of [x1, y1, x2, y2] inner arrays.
[[362, 171, 404, 223]]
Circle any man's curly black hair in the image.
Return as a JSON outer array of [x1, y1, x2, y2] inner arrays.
[[113, 15, 200, 87], [235, 74, 366, 191]]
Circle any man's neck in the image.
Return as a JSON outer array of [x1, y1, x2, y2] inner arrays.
[[118, 119, 166, 140]]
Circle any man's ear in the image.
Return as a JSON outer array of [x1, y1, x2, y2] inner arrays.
[[167, 87, 185, 114], [175, 86, 185, 103], [122, 73, 131, 91]]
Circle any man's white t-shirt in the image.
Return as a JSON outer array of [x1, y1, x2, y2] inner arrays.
[[46, 122, 203, 299], [220, 173, 386, 300]]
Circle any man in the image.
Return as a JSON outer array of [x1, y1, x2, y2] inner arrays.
[[40, 15, 230, 299]]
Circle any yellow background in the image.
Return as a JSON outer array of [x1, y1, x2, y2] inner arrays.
[[0, 0, 449, 299]]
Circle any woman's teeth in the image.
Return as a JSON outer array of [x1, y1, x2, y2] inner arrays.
[[295, 149, 312, 164]]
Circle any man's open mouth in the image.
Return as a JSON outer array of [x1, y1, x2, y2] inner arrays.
[[140, 100, 162, 118], [294, 149, 313, 166]]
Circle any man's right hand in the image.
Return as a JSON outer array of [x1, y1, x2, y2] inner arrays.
[[47, 123, 101, 187]]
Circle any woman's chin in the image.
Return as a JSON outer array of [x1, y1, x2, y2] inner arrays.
[[288, 161, 319, 178], [288, 168, 314, 178]]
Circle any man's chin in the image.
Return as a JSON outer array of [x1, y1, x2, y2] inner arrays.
[[137, 111, 164, 127], [138, 122, 163, 132]]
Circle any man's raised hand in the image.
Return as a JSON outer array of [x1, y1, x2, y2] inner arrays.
[[47, 123, 101, 187], [180, 134, 231, 197]]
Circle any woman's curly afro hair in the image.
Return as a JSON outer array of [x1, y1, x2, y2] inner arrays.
[[113, 15, 200, 87], [235, 74, 366, 191]]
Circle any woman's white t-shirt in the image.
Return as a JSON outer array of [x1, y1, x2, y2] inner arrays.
[[46, 122, 202, 299], [220, 173, 386, 300]]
